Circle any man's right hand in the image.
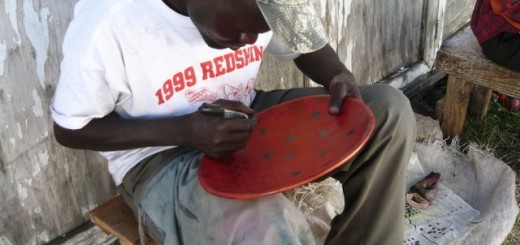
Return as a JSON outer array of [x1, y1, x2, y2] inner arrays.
[[187, 100, 257, 158]]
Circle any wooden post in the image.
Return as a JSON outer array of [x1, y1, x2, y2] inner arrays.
[[440, 76, 473, 137]]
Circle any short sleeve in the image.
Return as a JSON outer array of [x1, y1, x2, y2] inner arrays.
[[51, 14, 128, 130], [265, 35, 302, 60]]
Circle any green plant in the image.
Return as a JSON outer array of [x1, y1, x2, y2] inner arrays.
[[462, 101, 520, 170]]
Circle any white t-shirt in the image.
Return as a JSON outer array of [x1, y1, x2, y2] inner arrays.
[[51, 0, 299, 185]]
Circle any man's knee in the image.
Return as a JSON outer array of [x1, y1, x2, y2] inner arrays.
[[361, 84, 416, 137]]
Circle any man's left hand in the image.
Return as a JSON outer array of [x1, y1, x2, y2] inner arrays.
[[327, 72, 361, 115], [293, 44, 361, 116]]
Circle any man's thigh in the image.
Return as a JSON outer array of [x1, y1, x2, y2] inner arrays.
[[138, 149, 315, 245]]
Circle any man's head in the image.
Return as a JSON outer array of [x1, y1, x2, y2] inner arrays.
[[165, 0, 269, 50], [164, 0, 327, 52]]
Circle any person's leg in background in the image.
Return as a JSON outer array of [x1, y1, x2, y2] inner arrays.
[[482, 32, 520, 72]]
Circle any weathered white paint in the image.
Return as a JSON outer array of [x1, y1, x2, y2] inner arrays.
[[421, 0, 446, 68], [385, 62, 430, 88], [23, 0, 50, 88], [32, 150, 49, 177], [9, 137, 16, 148], [0, 41, 6, 76], [437, 0, 447, 46], [32, 88, 44, 117], [17, 183, 28, 202], [345, 40, 354, 72], [337, 0, 352, 60], [38, 150, 49, 167], [24, 178, 32, 186], [64, 161, 70, 179], [80, 207, 91, 217], [28, 232, 50, 245], [0, 236, 14, 245], [5, 0, 22, 45], [16, 123, 23, 139], [327, 1, 338, 48], [1, 1, 117, 244]]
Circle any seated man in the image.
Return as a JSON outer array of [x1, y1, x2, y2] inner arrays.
[[51, 0, 416, 244], [471, 0, 520, 72]]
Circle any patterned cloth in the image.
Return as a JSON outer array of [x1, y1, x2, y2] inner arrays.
[[256, 0, 328, 53], [471, 0, 520, 44]]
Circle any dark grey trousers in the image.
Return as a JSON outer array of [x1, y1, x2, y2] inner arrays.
[[120, 84, 416, 245], [482, 32, 520, 72]]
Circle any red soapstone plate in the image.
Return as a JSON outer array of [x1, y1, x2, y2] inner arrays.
[[198, 95, 375, 199]]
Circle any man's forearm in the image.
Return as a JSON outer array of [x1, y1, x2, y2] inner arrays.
[[293, 44, 355, 88], [53, 112, 192, 151]]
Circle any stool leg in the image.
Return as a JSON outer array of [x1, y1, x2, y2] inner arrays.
[[440, 75, 473, 137], [469, 86, 493, 119]]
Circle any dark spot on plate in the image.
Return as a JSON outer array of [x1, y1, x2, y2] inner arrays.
[[319, 130, 328, 137], [347, 129, 355, 136], [316, 150, 326, 157], [285, 153, 295, 160], [263, 152, 271, 160], [259, 128, 267, 135]]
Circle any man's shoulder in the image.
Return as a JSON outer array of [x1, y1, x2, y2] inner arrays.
[[73, 0, 146, 23], [68, 0, 155, 41]]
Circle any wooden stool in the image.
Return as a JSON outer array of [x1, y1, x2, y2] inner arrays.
[[90, 195, 158, 245], [435, 26, 520, 137]]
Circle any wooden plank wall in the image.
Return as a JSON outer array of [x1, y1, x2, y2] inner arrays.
[[0, 1, 116, 245], [443, 0, 476, 39], [0, 0, 472, 244], [257, 0, 424, 90]]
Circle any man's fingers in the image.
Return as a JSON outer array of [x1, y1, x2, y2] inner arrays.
[[327, 73, 362, 115], [213, 99, 255, 115], [328, 81, 347, 115], [328, 94, 343, 115], [218, 118, 257, 132], [207, 135, 251, 158]]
